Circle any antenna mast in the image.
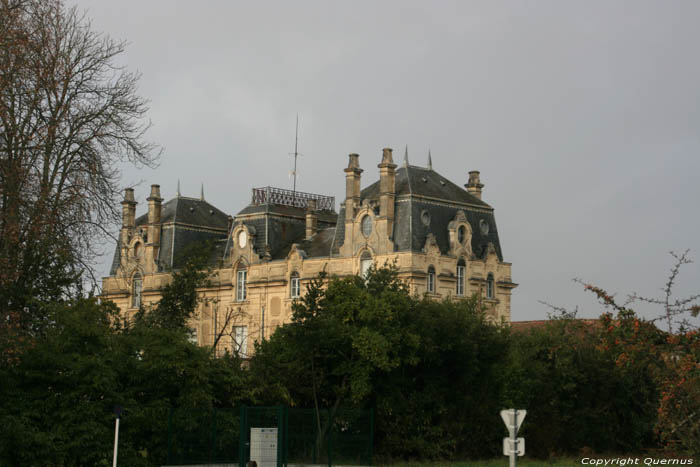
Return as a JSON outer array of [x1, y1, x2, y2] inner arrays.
[[292, 114, 299, 194]]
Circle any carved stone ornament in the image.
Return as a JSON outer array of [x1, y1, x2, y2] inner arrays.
[[287, 243, 308, 261], [422, 233, 441, 256]]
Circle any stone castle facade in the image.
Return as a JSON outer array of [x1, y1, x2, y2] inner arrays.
[[101, 148, 516, 356]]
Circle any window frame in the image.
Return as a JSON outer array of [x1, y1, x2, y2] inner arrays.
[[290, 272, 300, 298], [233, 325, 248, 358], [132, 274, 142, 308], [456, 260, 465, 296], [427, 266, 436, 294], [486, 273, 494, 299], [236, 268, 247, 301], [360, 251, 372, 278]]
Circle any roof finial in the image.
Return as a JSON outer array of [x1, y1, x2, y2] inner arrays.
[[427, 149, 433, 170], [403, 145, 409, 168], [200, 182, 204, 201], [176, 179, 181, 197]]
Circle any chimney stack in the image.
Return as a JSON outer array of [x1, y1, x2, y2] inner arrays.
[[305, 199, 318, 240], [120, 188, 137, 245], [147, 185, 163, 262], [378, 148, 397, 235], [344, 153, 363, 221], [466, 171, 484, 200]]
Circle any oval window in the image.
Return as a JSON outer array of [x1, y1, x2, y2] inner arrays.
[[361, 215, 372, 237], [238, 230, 248, 248]]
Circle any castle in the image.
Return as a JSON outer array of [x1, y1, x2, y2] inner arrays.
[[101, 148, 516, 356]]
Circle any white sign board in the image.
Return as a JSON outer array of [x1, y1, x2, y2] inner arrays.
[[503, 437, 525, 456], [500, 409, 526, 435], [250, 427, 277, 467]]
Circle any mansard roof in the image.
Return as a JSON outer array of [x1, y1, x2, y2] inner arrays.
[[109, 196, 230, 275], [361, 165, 492, 209], [360, 165, 504, 261]]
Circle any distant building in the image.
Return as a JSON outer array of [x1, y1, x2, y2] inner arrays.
[[101, 148, 516, 355]]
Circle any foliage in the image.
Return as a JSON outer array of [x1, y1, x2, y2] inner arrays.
[[251, 265, 510, 461], [502, 315, 660, 457], [0, 0, 159, 327], [134, 240, 214, 331]]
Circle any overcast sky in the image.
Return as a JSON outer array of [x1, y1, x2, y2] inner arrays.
[[75, 0, 700, 323]]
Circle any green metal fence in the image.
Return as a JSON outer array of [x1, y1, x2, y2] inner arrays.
[[167, 406, 373, 466]]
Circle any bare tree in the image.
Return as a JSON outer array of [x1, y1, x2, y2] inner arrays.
[[629, 250, 700, 333], [0, 0, 159, 324]]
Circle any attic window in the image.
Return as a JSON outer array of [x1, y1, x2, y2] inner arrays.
[[209, 209, 214, 214], [421, 177, 428, 182], [189, 207, 194, 212], [440, 180, 446, 186]]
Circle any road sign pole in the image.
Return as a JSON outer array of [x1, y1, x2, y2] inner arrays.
[[112, 416, 120, 467], [510, 410, 517, 467]]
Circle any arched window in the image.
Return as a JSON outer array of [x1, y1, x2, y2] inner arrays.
[[290, 271, 300, 298], [456, 259, 465, 296], [427, 266, 436, 293], [486, 273, 494, 299], [236, 265, 247, 301], [132, 274, 142, 308], [360, 251, 373, 278]]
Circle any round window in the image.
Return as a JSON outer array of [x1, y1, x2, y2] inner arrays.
[[238, 230, 248, 248], [479, 219, 490, 236], [458, 226, 466, 244], [421, 210, 431, 226], [361, 215, 372, 237]]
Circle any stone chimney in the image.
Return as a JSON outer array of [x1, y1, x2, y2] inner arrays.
[[146, 184, 163, 264], [466, 170, 484, 200], [305, 199, 318, 240], [378, 148, 397, 235], [120, 188, 137, 245], [344, 153, 362, 221]]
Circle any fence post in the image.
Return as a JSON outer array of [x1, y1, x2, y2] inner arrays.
[[210, 408, 216, 464], [167, 408, 173, 465], [368, 407, 374, 465], [239, 405, 247, 467], [327, 408, 332, 467]]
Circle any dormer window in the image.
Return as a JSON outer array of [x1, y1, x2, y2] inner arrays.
[[133, 242, 142, 259], [290, 272, 300, 298], [361, 215, 372, 237], [458, 226, 466, 244], [132, 274, 142, 308]]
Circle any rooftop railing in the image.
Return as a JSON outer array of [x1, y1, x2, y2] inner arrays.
[[251, 186, 335, 211]]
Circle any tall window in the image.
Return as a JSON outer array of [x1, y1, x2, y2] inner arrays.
[[132, 274, 142, 308], [188, 327, 198, 345], [236, 268, 247, 301], [456, 260, 465, 296], [360, 252, 372, 278], [290, 272, 300, 298], [233, 325, 248, 358], [427, 266, 436, 294], [486, 273, 494, 299]]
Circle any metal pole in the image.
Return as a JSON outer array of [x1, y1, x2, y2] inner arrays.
[[112, 416, 120, 467], [510, 411, 517, 467]]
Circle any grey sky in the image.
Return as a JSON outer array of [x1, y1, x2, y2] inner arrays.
[[75, 0, 700, 323]]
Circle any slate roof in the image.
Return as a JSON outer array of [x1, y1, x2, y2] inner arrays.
[[359, 165, 505, 261], [109, 196, 230, 275]]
